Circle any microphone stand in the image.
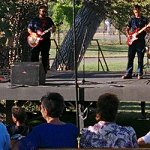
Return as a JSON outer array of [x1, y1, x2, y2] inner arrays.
[[81, 26, 88, 84]]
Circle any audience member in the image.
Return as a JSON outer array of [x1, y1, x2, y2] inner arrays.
[[138, 131, 150, 145], [7, 106, 29, 141], [18, 92, 78, 149], [0, 121, 11, 150], [80, 93, 138, 148]]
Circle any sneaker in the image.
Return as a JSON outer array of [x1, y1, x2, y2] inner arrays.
[[137, 75, 143, 80], [122, 74, 132, 79]]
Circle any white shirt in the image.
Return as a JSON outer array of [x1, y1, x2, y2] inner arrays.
[[142, 131, 150, 144]]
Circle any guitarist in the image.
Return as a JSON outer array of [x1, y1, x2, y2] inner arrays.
[[122, 5, 149, 79], [27, 5, 56, 73]]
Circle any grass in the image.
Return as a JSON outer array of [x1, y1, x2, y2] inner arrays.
[[50, 43, 129, 71], [87, 43, 128, 55], [50, 42, 149, 72], [50, 42, 128, 58], [78, 61, 128, 71]]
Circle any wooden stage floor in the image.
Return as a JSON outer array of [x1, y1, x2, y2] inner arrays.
[[0, 71, 150, 102]]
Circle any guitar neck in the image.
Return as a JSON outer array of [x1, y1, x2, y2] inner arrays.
[[41, 28, 51, 36], [137, 25, 148, 35]]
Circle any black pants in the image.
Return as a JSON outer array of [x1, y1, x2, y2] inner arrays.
[[126, 39, 145, 76], [31, 38, 50, 73]]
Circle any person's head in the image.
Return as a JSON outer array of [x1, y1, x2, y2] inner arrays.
[[40, 92, 65, 120], [38, 5, 47, 18], [96, 93, 120, 122], [11, 106, 27, 125], [133, 5, 141, 17]]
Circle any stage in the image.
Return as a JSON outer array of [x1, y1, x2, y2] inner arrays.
[[0, 70, 150, 102]]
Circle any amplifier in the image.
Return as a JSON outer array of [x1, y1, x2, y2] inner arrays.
[[11, 62, 45, 86]]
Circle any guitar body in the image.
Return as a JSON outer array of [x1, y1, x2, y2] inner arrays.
[[27, 35, 42, 48], [127, 30, 138, 46], [27, 28, 52, 48], [127, 23, 150, 46]]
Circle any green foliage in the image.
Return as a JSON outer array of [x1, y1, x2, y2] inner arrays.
[[49, 1, 81, 29], [48, 0, 150, 33], [0, 1, 15, 46]]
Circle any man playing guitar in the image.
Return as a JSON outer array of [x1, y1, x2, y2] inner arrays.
[[27, 5, 56, 73], [122, 5, 149, 79]]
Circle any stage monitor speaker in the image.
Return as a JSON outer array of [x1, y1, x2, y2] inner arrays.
[[11, 62, 46, 86]]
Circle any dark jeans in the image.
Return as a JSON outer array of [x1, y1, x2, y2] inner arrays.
[[126, 39, 145, 76], [31, 38, 50, 73]]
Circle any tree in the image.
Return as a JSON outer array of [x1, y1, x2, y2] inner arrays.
[[51, 0, 108, 70], [51, 0, 150, 70], [0, 0, 149, 70]]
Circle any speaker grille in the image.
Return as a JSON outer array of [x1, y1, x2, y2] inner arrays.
[[11, 62, 45, 86]]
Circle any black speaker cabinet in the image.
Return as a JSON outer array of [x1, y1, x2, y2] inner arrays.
[[11, 62, 46, 86]]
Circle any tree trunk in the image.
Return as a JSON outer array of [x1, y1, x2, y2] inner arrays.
[[51, 2, 106, 70]]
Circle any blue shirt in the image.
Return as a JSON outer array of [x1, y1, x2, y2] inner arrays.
[[0, 122, 11, 150], [19, 123, 78, 149]]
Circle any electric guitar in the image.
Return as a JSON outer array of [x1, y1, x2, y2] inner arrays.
[[27, 28, 52, 48], [127, 23, 150, 46]]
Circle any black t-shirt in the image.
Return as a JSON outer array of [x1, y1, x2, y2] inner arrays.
[[127, 15, 148, 39], [28, 16, 55, 39]]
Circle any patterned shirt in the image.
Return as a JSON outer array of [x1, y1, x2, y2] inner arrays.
[[80, 121, 138, 148]]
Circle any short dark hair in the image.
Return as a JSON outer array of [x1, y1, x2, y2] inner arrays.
[[133, 5, 141, 10], [11, 106, 27, 124], [38, 5, 47, 11], [96, 93, 119, 122], [41, 92, 65, 118]]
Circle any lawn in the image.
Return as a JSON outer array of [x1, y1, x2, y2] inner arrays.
[[50, 42, 149, 72]]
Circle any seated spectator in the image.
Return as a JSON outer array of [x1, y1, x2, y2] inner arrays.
[[18, 92, 78, 149], [0, 121, 11, 150], [80, 93, 138, 148], [7, 106, 29, 141], [138, 131, 150, 145]]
